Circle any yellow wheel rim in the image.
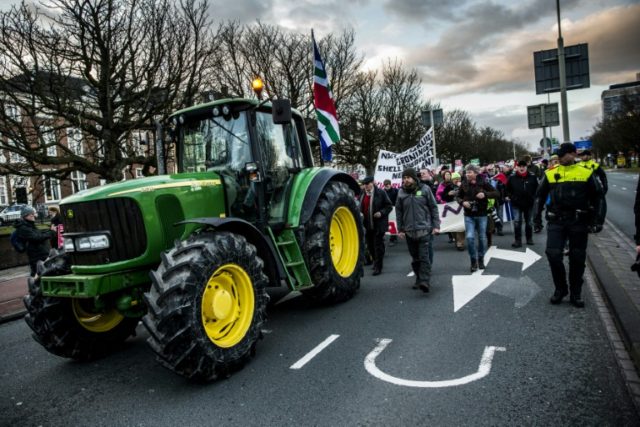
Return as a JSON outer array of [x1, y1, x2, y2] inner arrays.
[[329, 206, 359, 278], [201, 264, 255, 348], [72, 299, 125, 333]]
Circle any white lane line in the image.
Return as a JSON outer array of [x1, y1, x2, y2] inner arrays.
[[364, 338, 506, 388], [290, 334, 340, 370], [407, 271, 415, 277], [622, 187, 627, 191]]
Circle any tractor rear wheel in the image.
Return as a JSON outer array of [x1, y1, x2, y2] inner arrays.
[[302, 181, 364, 303], [23, 252, 140, 360], [142, 231, 268, 381]]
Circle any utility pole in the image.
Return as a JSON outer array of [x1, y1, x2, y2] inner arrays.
[[557, 0, 570, 143]]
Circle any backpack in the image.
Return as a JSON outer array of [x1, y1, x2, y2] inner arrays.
[[10, 230, 27, 253]]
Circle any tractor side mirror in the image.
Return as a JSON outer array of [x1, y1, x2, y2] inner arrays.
[[272, 99, 292, 125]]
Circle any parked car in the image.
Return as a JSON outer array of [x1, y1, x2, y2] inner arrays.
[[0, 204, 27, 226]]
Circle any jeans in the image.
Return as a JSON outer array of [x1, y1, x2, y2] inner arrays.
[[464, 216, 488, 261], [511, 205, 533, 242]]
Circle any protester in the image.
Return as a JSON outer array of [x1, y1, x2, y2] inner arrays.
[[451, 172, 465, 250], [360, 176, 393, 276], [535, 143, 605, 307], [634, 173, 640, 277], [15, 206, 55, 277], [456, 164, 499, 272], [383, 179, 399, 246], [506, 160, 539, 247], [396, 167, 440, 292], [419, 168, 437, 194], [48, 206, 63, 250]]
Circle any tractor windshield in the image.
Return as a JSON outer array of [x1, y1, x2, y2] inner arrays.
[[180, 112, 252, 173]]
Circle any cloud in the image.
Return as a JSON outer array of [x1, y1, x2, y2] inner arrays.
[[382, 0, 461, 22], [208, 0, 274, 24], [407, 3, 640, 98]]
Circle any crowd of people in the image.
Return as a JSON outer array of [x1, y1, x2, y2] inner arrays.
[[359, 142, 607, 308]]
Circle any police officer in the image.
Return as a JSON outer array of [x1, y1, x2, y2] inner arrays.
[[578, 150, 608, 193], [535, 143, 605, 307]]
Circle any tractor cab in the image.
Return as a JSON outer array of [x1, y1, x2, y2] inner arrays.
[[171, 97, 313, 228]]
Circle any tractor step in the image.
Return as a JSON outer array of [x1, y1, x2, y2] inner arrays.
[[269, 228, 313, 290]]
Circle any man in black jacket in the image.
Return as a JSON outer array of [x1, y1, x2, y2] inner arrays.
[[396, 168, 441, 292], [506, 160, 539, 247], [360, 176, 393, 276], [15, 206, 55, 277]]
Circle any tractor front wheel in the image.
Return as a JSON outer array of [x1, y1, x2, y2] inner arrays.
[[142, 231, 268, 381], [302, 181, 364, 304], [23, 252, 140, 360]]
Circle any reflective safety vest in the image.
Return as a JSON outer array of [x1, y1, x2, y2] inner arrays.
[[544, 163, 594, 213], [545, 163, 593, 184], [579, 159, 600, 171]]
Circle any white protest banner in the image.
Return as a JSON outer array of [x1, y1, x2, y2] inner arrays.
[[374, 127, 435, 185], [438, 201, 465, 233]]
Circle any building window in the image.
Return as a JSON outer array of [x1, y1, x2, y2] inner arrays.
[[70, 171, 88, 193], [67, 128, 84, 156], [4, 103, 20, 121], [7, 139, 25, 163], [41, 126, 57, 157], [43, 175, 61, 202], [0, 176, 8, 205]]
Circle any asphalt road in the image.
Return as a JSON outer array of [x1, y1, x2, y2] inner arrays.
[[605, 170, 638, 241], [1, 231, 638, 426]]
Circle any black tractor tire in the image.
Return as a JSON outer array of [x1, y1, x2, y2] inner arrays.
[[23, 251, 140, 360], [142, 231, 269, 382], [302, 180, 364, 304]]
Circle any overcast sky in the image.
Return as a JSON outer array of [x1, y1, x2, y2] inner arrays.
[[2, 0, 639, 151]]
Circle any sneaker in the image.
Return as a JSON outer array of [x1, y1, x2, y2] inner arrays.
[[418, 282, 430, 293], [512, 241, 522, 248], [478, 258, 485, 269], [470, 262, 478, 272]]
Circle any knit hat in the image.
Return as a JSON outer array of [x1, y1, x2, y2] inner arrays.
[[557, 142, 577, 157], [401, 167, 418, 182], [451, 172, 461, 180], [517, 160, 527, 167], [362, 176, 375, 185], [465, 164, 479, 173], [580, 149, 591, 156], [21, 206, 36, 218]]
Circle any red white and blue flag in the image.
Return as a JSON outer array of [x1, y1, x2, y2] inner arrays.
[[312, 31, 340, 161]]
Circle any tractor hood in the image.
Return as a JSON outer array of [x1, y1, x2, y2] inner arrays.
[[61, 172, 222, 204]]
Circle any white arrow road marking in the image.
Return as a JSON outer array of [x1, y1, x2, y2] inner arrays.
[[290, 334, 340, 370], [483, 246, 542, 271], [452, 274, 500, 312], [487, 276, 542, 308], [364, 339, 506, 388], [275, 291, 302, 305]]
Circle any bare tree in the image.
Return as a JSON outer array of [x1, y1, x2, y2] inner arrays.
[[0, 0, 216, 182]]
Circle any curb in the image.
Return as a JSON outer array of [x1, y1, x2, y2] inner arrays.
[[0, 309, 25, 324]]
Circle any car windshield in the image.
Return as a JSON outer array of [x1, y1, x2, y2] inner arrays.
[[180, 112, 252, 173]]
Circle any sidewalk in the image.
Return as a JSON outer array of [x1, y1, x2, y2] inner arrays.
[[0, 265, 30, 323], [588, 219, 640, 368]]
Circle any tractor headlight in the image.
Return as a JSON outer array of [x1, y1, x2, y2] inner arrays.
[[64, 233, 111, 252]]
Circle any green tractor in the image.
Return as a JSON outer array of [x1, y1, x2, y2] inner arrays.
[[23, 95, 364, 381]]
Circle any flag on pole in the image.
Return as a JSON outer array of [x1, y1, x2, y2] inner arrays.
[[312, 31, 340, 162]]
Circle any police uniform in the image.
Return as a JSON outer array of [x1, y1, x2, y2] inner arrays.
[[535, 145, 605, 307]]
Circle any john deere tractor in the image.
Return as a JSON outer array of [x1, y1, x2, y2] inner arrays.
[[23, 95, 364, 381]]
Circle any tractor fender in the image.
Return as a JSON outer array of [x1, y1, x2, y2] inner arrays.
[[298, 169, 361, 226], [177, 217, 286, 286]]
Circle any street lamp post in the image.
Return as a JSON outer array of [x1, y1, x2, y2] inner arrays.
[[557, 0, 571, 144]]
